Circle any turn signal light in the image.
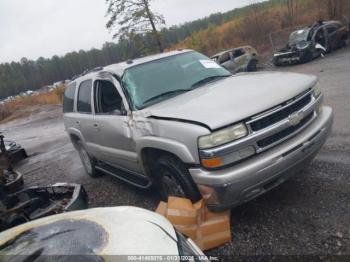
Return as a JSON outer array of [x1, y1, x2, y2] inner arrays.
[[201, 158, 223, 168]]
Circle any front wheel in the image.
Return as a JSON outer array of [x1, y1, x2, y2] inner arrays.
[[153, 155, 201, 203]]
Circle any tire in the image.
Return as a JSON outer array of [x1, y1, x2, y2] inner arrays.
[[273, 57, 281, 67], [300, 51, 313, 64], [76, 141, 99, 177], [153, 155, 201, 203], [247, 60, 258, 72]]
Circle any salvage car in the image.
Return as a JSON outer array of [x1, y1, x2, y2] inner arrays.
[[0, 183, 88, 231], [274, 20, 349, 66], [63, 49, 333, 211], [211, 46, 259, 73], [0, 207, 207, 260]]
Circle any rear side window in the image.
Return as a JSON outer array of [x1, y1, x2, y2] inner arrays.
[[63, 82, 76, 113], [77, 80, 92, 113]]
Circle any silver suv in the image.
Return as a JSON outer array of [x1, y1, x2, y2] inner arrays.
[[63, 50, 333, 211]]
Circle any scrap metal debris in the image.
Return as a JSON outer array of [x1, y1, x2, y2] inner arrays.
[[0, 183, 88, 231]]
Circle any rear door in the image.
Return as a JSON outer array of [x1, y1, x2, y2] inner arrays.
[[91, 77, 142, 173], [326, 24, 338, 49], [231, 48, 247, 72], [74, 79, 97, 156]]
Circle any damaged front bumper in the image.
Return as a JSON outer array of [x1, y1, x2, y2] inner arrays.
[[273, 51, 304, 65], [189, 107, 333, 212]]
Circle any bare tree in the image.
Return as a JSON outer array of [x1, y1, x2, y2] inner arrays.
[[327, 0, 343, 19], [105, 0, 165, 53], [285, 0, 298, 27]]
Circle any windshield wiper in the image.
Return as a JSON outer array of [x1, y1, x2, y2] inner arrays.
[[191, 75, 230, 88], [142, 89, 191, 105]]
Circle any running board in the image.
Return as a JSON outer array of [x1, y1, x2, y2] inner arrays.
[[95, 162, 152, 189]]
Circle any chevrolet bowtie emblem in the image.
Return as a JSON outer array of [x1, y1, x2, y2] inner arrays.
[[289, 111, 304, 126]]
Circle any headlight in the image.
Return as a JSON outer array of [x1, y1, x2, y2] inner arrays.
[[296, 41, 310, 50], [198, 123, 248, 149], [312, 83, 322, 98]]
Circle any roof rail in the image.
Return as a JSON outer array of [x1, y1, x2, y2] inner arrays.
[[71, 67, 104, 81]]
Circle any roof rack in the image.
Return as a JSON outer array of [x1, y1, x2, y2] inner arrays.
[[71, 67, 104, 81]]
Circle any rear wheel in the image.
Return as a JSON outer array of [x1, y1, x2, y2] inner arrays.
[[153, 155, 201, 203], [76, 141, 99, 177]]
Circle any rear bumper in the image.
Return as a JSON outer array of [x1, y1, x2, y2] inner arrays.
[[189, 106, 333, 212]]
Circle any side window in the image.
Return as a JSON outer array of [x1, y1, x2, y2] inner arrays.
[[94, 80, 123, 114], [63, 82, 76, 113], [232, 49, 245, 58], [327, 26, 337, 34], [219, 52, 231, 64], [77, 80, 92, 113]]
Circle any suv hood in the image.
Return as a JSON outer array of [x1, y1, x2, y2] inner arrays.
[[145, 72, 317, 130]]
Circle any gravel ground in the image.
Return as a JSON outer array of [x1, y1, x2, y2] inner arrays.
[[2, 47, 350, 259]]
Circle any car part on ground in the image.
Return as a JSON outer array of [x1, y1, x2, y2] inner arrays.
[[4, 140, 28, 165], [211, 46, 259, 73], [156, 197, 231, 251], [63, 49, 333, 211], [0, 135, 24, 193], [2, 171, 24, 194], [0, 207, 208, 261], [0, 183, 88, 231], [273, 20, 349, 66]]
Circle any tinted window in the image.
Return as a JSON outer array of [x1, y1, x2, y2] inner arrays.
[[95, 80, 123, 114], [77, 80, 92, 113], [327, 26, 337, 34], [232, 49, 245, 58], [63, 82, 76, 113]]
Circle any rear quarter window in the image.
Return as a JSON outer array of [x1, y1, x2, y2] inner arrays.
[[63, 82, 76, 113], [77, 80, 93, 113]]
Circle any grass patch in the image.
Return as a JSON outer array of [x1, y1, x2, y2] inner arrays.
[[0, 85, 65, 122]]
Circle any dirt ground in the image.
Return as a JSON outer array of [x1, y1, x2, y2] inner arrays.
[[2, 47, 350, 258]]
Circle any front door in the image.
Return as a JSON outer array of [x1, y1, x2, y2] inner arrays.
[[91, 78, 142, 174]]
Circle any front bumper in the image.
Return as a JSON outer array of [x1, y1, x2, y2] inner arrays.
[[189, 106, 333, 211], [273, 51, 304, 65]]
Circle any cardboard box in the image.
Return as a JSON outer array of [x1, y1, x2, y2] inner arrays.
[[155, 197, 231, 251]]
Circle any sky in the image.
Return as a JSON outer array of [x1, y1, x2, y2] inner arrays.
[[0, 0, 254, 63]]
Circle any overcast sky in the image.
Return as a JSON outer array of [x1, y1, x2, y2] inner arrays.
[[0, 0, 254, 63]]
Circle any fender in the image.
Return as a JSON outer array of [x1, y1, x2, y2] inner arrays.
[[135, 136, 197, 165]]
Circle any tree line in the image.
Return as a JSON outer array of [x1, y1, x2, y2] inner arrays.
[[1, 0, 348, 99], [0, 1, 258, 99]]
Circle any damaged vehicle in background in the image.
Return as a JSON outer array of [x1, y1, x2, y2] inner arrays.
[[63, 49, 333, 212], [211, 46, 259, 73], [273, 20, 349, 66], [0, 207, 207, 260]]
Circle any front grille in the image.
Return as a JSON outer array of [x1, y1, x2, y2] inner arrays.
[[257, 112, 314, 148], [250, 93, 312, 132]]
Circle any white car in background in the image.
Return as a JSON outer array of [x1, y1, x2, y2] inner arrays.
[[0, 207, 207, 261]]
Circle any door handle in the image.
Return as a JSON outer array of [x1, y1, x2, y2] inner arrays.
[[93, 123, 100, 130], [75, 121, 80, 125]]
